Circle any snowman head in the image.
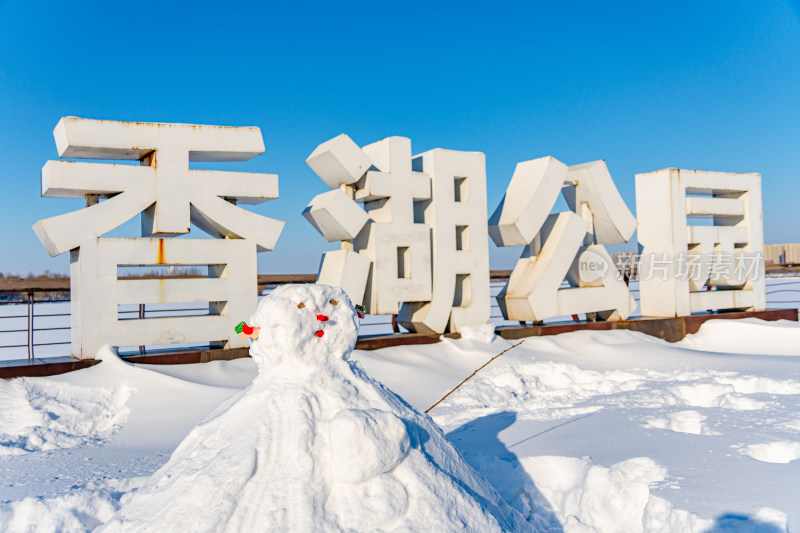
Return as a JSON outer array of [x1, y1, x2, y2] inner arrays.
[[248, 284, 360, 371]]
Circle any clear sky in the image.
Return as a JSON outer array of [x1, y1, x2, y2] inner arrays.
[[1, 0, 798, 275]]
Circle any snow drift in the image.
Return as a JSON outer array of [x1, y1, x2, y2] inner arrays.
[[99, 284, 528, 532], [0, 376, 132, 456]]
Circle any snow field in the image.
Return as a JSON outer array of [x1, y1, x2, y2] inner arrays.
[[356, 320, 800, 531], [0, 314, 799, 531]]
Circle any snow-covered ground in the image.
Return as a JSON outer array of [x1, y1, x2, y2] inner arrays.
[[357, 320, 800, 531], [1, 312, 799, 531]]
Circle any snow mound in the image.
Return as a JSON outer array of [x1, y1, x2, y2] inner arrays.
[[459, 323, 497, 342], [644, 410, 720, 435], [741, 441, 800, 463], [678, 318, 800, 356], [748, 508, 790, 531], [0, 477, 144, 533], [519, 455, 713, 533], [642, 496, 714, 533], [715, 375, 800, 395], [666, 383, 770, 410], [99, 284, 528, 532], [0, 377, 132, 455]]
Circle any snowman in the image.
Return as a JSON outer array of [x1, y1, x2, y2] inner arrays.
[[99, 284, 529, 532]]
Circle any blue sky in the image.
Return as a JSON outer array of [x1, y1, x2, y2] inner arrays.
[[1, 0, 798, 275]]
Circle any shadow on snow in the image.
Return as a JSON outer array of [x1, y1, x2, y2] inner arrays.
[[447, 410, 563, 532]]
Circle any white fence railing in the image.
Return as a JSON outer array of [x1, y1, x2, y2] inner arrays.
[[2, 278, 799, 363]]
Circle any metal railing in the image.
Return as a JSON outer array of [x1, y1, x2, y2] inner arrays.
[[0, 291, 71, 363], [2, 275, 800, 363]]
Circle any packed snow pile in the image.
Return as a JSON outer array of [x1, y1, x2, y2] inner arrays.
[[0, 376, 132, 455], [99, 284, 529, 532]]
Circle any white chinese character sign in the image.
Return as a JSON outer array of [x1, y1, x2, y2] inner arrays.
[[31, 118, 772, 354], [303, 134, 490, 334], [489, 157, 638, 322], [33, 117, 284, 358], [635, 169, 765, 317]]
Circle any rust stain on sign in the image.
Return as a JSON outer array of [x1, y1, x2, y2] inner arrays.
[[157, 238, 165, 264]]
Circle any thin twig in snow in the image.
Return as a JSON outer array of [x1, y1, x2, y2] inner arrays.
[[425, 339, 526, 414]]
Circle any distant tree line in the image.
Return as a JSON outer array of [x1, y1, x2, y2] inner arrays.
[[0, 270, 68, 280], [0, 267, 205, 302]]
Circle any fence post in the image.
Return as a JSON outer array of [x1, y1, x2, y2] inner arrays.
[[138, 303, 145, 354], [27, 290, 34, 363]]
